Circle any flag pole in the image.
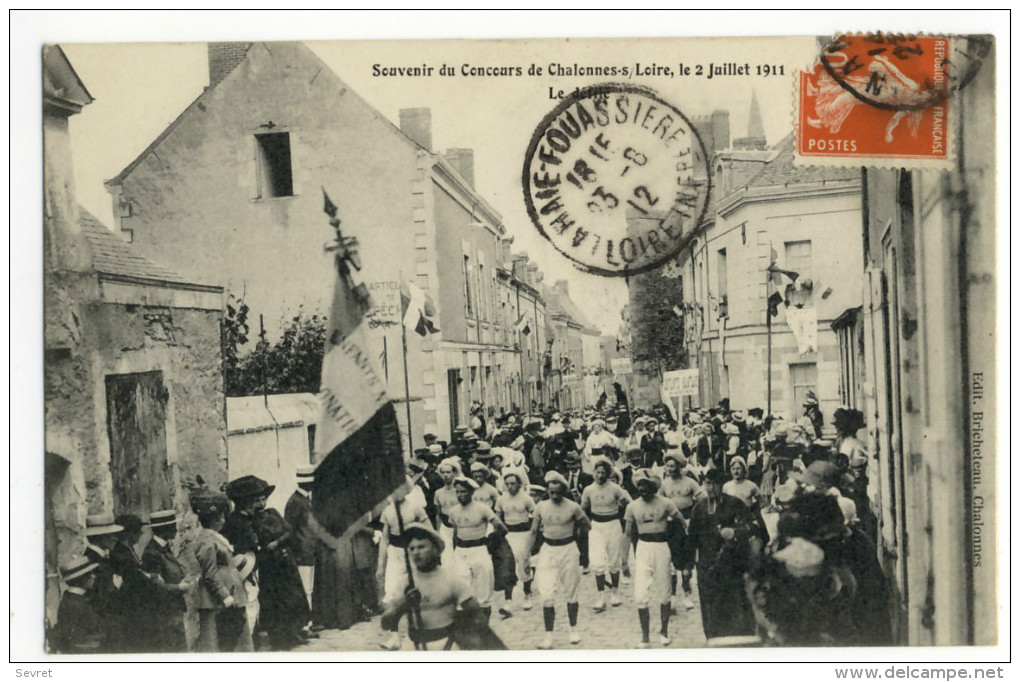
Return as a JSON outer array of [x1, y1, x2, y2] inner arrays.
[[766, 265, 773, 417], [392, 498, 426, 651], [400, 275, 414, 457]]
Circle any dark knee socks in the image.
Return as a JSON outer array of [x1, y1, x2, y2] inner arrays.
[[638, 607, 651, 642], [543, 606, 555, 632], [567, 602, 579, 627]]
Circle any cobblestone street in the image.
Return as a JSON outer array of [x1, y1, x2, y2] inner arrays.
[[296, 568, 709, 653]]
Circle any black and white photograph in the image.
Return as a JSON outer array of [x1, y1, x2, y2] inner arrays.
[[14, 10, 1008, 668]]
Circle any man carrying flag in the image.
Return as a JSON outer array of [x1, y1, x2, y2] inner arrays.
[[310, 190, 410, 631]]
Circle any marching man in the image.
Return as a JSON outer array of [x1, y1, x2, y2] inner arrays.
[[447, 475, 508, 623], [496, 466, 536, 612], [624, 469, 683, 648], [528, 470, 592, 649], [377, 480, 431, 650], [580, 455, 631, 612]]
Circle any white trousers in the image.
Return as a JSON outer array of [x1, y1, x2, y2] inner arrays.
[[589, 519, 624, 575], [382, 545, 409, 605], [506, 530, 533, 590], [633, 541, 672, 607], [454, 544, 493, 607], [535, 541, 580, 604]]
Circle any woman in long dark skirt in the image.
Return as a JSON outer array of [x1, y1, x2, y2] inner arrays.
[[254, 505, 312, 649]]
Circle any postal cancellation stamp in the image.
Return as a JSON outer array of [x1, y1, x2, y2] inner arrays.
[[523, 84, 711, 277]]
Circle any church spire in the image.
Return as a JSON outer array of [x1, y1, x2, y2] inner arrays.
[[747, 89, 765, 140]]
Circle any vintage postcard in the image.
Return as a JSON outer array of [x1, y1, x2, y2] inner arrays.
[[19, 12, 1006, 668]]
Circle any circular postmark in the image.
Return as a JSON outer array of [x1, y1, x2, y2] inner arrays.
[[523, 84, 710, 278], [819, 33, 989, 112]]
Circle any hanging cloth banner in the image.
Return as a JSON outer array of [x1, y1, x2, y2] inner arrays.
[[785, 306, 818, 355]]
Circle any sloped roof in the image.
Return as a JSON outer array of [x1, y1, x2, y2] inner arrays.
[[546, 286, 599, 335], [79, 207, 220, 290], [747, 135, 860, 188]]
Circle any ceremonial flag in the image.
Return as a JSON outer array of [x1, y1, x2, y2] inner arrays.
[[514, 313, 532, 335], [401, 281, 440, 337], [785, 307, 818, 355], [313, 191, 406, 537], [766, 262, 800, 317]]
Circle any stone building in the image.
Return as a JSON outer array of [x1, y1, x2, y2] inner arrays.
[[833, 37, 997, 646], [103, 41, 545, 442], [43, 46, 225, 640], [543, 281, 602, 411], [680, 134, 863, 419]]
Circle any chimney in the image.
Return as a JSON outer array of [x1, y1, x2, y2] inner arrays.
[[710, 110, 731, 152], [208, 42, 252, 88], [399, 108, 432, 151], [445, 148, 475, 187], [554, 279, 570, 296]]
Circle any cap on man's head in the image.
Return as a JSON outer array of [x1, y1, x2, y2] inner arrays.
[[469, 461, 489, 476], [453, 475, 479, 491], [403, 522, 446, 552], [544, 470, 568, 488], [632, 468, 662, 492], [664, 452, 688, 469]]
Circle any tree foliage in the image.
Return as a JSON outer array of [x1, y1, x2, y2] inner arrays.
[[628, 268, 687, 374], [224, 295, 327, 397]]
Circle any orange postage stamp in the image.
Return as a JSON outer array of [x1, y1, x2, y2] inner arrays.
[[795, 33, 975, 167]]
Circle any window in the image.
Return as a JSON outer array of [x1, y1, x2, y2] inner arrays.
[[789, 362, 818, 416], [463, 255, 474, 317], [255, 132, 293, 198], [784, 240, 812, 275], [717, 248, 728, 317]]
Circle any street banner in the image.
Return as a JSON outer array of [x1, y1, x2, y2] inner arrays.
[[611, 357, 633, 375], [662, 369, 699, 398], [313, 192, 406, 537]]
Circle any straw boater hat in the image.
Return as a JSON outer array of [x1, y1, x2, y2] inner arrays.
[[148, 509, 178, 529], [402, 522, 446, 553], [721, 422, 740, 436], [85, 512, 123, 537], [529, 484, 546, 494], [60, 555, 98, 583], [632, 468, 662, 492], [474, 441, 494, 459], [427, 443, 444, 458], [296, 464, 316, 487], [234, 552, 256, 580]]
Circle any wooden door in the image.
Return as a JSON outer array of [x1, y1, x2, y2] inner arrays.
[[105, 371, 172, 517]]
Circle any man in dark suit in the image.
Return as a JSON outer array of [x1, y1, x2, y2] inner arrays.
[[82, 513, 124, 652], [52, 556, 106, 654], [687, 469, 768, 641], [284, 466, 317, 612], [141, 509, 193, 652]]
